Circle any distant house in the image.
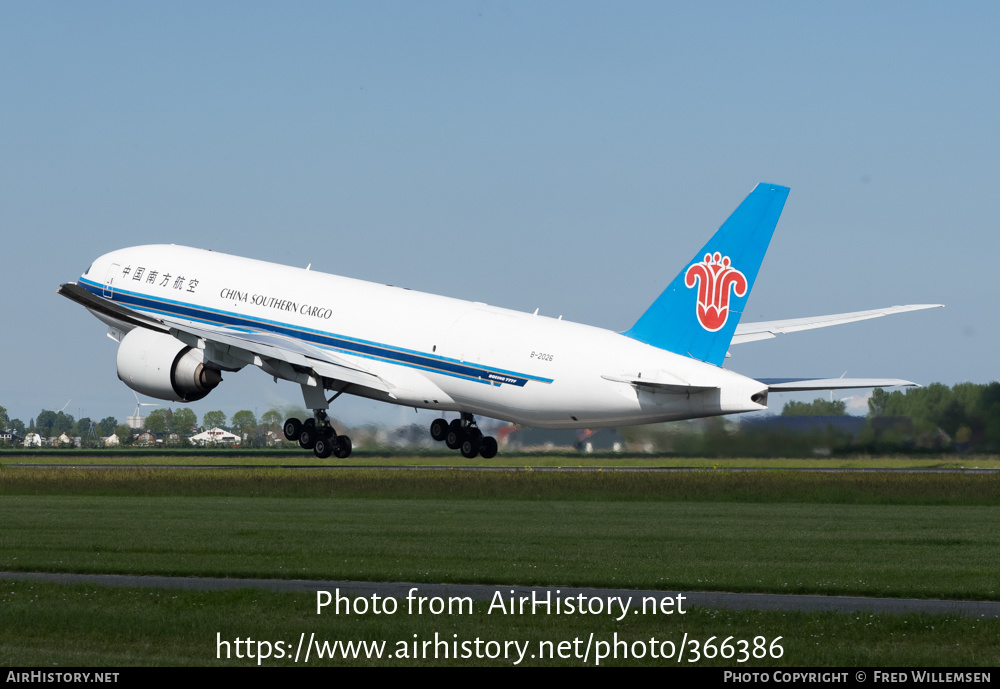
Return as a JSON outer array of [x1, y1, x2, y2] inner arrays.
[[1, 429, 23, 444], [190, 427, 241, 446], [56, 433, 79, 448], [22, 433, 42, 447], [103, 434, 120, 447]]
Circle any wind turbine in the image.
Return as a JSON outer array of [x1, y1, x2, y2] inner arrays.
[[825, 372, 847, 403], [127, 391, 158, 429], [826, 372, 871, 414]]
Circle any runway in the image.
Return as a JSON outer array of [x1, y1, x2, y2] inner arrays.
[[2, 571, 998, 618], [6, 463, 1000, 473]]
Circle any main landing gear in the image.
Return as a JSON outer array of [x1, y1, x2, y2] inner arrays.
[[283, 409, 352, 459], [430, 412, 498, 459]]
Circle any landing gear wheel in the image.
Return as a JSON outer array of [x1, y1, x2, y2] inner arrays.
[[480, 436, 498, 459], [333, 435, 352, 459], [298, 423, 317, 450], [313, 435, 333, 459], [430, 418, 449, 442], [460, 433, 482, 459], [283, 418, 302, 442], [445, 429, 462, 450]]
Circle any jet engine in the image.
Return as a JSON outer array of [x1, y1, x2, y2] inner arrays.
[[116, 327, 222, 402]]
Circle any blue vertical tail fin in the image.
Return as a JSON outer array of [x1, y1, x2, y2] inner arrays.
[[623, 183, 789, 366]]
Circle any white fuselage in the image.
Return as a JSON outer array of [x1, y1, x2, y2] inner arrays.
[[79, 245, 768, 428]]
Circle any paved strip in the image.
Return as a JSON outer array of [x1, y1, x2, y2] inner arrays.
[[5, 464, 1000, 473], [2, 571, 998, 618]]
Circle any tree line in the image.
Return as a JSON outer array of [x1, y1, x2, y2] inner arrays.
[[5, 381, 1000, 453], [627, 381, 1000, 456], [0, 405, 293, 448], [863, 382, 1000, 451], [780, 382, 1000, 450]]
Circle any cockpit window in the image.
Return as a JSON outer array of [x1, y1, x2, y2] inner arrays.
[[83, 264, 92, 276]]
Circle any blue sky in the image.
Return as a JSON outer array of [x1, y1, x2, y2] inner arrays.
[[2, 2, 996, 429]]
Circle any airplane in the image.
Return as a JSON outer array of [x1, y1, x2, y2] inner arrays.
[[58, 183, 941, 460]]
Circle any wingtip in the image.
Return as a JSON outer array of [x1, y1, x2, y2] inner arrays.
[[755, 182, 791, 195]]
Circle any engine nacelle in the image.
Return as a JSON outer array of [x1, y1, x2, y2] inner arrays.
[[116, 328, 222, 402]]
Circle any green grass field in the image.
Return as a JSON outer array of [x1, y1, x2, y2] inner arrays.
[[4, 449, 1000, 469], [1, 464, 998, 665], [2, 498, 999, 599]]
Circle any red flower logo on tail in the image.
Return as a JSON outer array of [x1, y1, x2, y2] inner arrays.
[[685, 252, 748, 332]]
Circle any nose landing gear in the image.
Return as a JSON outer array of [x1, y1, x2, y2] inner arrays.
[[430, 412, 498, 459]]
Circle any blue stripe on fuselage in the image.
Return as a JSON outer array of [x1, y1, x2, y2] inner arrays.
[[79, 278, 552, 388]]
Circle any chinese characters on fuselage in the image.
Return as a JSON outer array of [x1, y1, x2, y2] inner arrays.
[[121, 265, 200, 293]]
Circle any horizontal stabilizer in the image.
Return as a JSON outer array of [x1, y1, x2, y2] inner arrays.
[[732, 304, 944, 345], [758, 377, 917, 392], [601, 374, 717, 394]]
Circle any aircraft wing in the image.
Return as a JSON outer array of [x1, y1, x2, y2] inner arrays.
[[757, 377, 916, 392], [163, 320, 394, 394], [58, 282, 393, 395], [731, 304, 944, 345]]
